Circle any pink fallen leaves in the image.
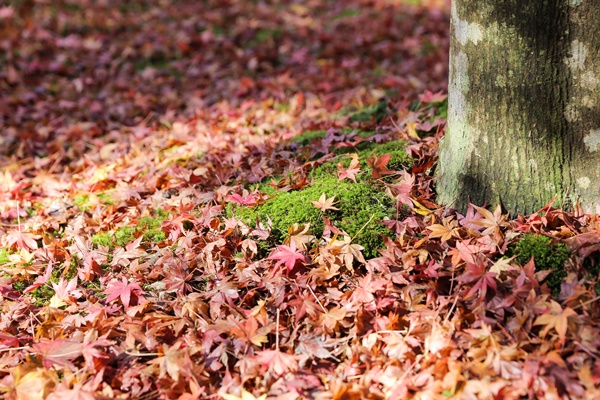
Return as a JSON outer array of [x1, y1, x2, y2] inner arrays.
[[337, 154, 361, 183], [5, 230, 39, 250], [254, 349, 299, 376], [103, 277, 145, 309], [32, 339, 84, 369], [267, 242, 305, 272]]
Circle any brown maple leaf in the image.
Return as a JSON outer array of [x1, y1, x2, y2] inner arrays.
[[367, 153, 395, 179], [534, 300, 578, 345]]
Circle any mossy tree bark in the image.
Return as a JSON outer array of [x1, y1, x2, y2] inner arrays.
[[436, 0, 600, 215]]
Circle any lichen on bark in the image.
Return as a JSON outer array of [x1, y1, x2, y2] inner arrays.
[[437, 0, 600, 215]]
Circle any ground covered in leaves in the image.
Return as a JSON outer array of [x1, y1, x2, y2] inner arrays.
[[1, 1, 600, 399]]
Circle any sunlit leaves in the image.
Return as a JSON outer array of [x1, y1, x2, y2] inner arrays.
[[267, 242, 305, 272], [337, 154, 361, 183], [2, 0, 598, 398], [103, 277, 145, 309], [311, 193, 339, 212]]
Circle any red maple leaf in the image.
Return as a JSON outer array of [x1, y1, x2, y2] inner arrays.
[[367, 154, 395, 179], [267, 242, 305, 272], [226, 189, 259, 207], [337, 155, 360, 183], [103, 277, 145, 309], [456, 262, 497, 300], [23, 263, 54, 294]]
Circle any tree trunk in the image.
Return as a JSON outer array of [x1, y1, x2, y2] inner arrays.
[[436, 0, 600, 215]]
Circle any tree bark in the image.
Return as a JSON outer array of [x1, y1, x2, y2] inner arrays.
[[436, 0, 600, 215]]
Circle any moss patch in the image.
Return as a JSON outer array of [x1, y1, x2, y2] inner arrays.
[[91, 208, 169, 249], [25, 257, 80, 306], [231, 175, 394, 258], [509, 234, 570, 296], [348, 100, 388, 123], [311, 140, 412, 182], [0, 249, 11, 265]]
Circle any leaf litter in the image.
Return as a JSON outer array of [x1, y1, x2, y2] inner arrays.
[[1, 1, 600, 399]]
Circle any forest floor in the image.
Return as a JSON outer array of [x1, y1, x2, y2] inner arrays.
[[1, 1, 600, 399]]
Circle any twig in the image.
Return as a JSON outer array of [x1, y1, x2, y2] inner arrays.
[[276, 308, 280, 351], [306, 284, 328, 314], [572, 295, 600, 310], [0, 346, 30, 353], [17, 202, 21, 233], [124, 349, 160, 357], [350, 214, 375, 243]]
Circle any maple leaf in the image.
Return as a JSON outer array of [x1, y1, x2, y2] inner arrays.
[[311, 193, 339, 212], [284, 223, 315, 250], [426, 216, 460, 242], [267, 241, 305, 272], [472, 204, 508, 243], [330, 235, 365, 272], [418, 90, 447, 103], [32, 339, 84, 369], [51, 277, 80, 305], [103, 276, 145, 309], [254, 349, 299, 376], [148, 342, 190, 381], [457, 202, 484, 231], [366, 153, 395, 178], [390, 170, 415, 206], [23, 263, 54, 294], [5, 230, 39, 250], [46, 381, 96, 400], [226, 189, 259, 207], [229, 315, 270, 347], [489, 256, 517, 274], [220, 389, 267, 400], [337, 154, 360, 183], [534, 300, 578, 345], [456, 262, 497, 300], [320, 306, 347, 332], [288, 291, 319, 323]]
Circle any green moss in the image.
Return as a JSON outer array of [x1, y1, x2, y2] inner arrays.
[[92, 232, 113, 249], [348, 100, 388, 123], [12, 281, 26, 292], [250, 180, 279, 196], [252, 28, 282, 45], [291, 130, 327, 147], [509, 234, 571, 296], [335, 8, 361, 19], [310, 141, 412, 182], [29, 285, 55, 306], [73, 194, 89, 210], [432, 99, 448, 120], [138, 209, 168, 243], [231, 175, 394, 258], [143, 228, 166, 243], [26, 259, 79, 306], [97, 192, 115, 205], [115, 226, 136, 247], [0, 249, 11, 265]]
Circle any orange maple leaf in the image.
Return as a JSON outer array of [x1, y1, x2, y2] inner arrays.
[[534, 300, 578, 345], [311, 193, 339, 212]]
